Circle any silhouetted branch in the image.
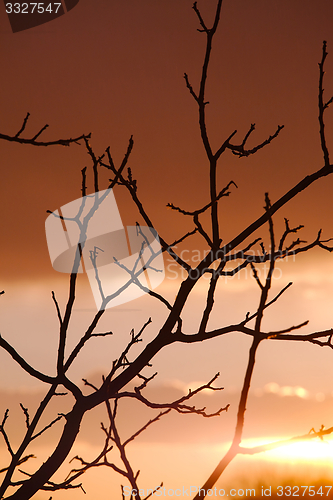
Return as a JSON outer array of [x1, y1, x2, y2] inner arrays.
[[2, 3, 333, 499], [122, 410, 172, 447], [66, 373, 228, 498], [244, 282, 294, 324], [0, 112, 89, 146], [84, 136, 103, 193], [318, 41, 331, 167], [198, 274, 219, 335], [11, 470, 86, 493], [228, 124, 284, 158], [106, 319, 152, 383], [117, 373, 229, 418], [268, 328, 333, 347], [91, 331, 114, 338], [103, 148, 194, 273], [0, 335, 55, 384], [166, 228, 198, 251], [134, 372, 158, 392], [89, 246, 105, 302], [167, 181, 237, 217], [81, 166, 87, 197], [51, 291, 63, 327], [0, 410, 14, 457], [19, 404, 30, 430], [0, 455, 35, 475], [32, 415, 64, 441]]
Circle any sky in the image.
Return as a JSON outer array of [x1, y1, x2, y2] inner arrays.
[[1, 0, 333, 498]]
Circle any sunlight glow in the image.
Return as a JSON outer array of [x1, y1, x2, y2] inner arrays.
[[243, 437, 333, 464], [268, 440, 333, 463]]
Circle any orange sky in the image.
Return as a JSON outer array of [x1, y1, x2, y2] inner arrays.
[[1, 0, 333, 281], [1, 1, 333, 498]]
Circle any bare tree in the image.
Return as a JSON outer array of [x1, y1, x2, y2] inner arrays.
[[1, 1, 333, 499]]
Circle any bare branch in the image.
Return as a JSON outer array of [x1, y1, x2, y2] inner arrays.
[[81, 166, 87, 197], [135, 372, 158, 392], [0, 455, 35, 475], [266, 321, 310, 338], [144, 483, 163, 500], [91, 331, 113, 338], [250, 262, 264, 290], [19, 404, 30, 430], [0, 113, 89, 146], [0, 335, 55, 384], [83, 136, 103, 193], [118, 373, 229, 418], [318, 41, 331, 166], [229, 124, 284, 157], [32, 415, 64, 441], [14, 111, 30, 137], [122, 410, 171, 447], [0, 410, 14, 457], [167, 181, 237, 217], [184, 73, 199, 102], [192, 1, 209, 32], [51, 291, 63, 327], [105, 319, 152, 383], [239, 425, 333, 455], [198, 274, 219, 335], [244, 282, 293, 324]]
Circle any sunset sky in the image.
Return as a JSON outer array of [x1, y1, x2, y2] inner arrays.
[[1, 0, 333, 498]]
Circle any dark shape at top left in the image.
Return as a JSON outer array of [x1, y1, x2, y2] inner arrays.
[[3, 1, 80, 33], [63, 0, 79, 12]]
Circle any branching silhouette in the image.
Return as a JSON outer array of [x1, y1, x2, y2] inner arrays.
[[1, 1, 333, 499]]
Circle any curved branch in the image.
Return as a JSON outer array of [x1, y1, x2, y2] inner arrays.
[[0, 335, 55, 384]]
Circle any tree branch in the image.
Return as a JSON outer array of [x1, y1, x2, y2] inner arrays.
[[0, 113, 89, 146]]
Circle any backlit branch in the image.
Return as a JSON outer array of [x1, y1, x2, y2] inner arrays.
[[239, 425, 333, 455], [268, 328, 333, 348], [65, 374, 229, 498]]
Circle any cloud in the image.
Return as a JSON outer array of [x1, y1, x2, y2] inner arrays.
[[263, 382, 310, 399]]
